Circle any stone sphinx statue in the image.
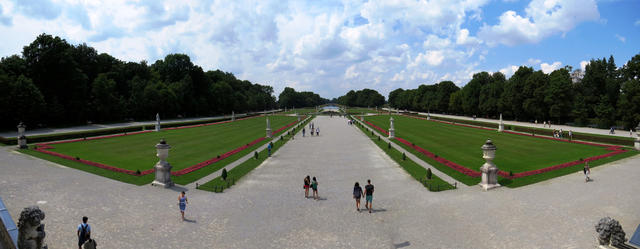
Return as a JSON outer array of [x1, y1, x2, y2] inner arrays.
[[595, 217, 627, 247], [17, 206, 48, 249]]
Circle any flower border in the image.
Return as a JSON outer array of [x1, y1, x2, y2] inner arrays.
[[34, 115, 303, 176], [360, 115, 628, 179]]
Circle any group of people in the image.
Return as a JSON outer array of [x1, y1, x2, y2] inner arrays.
[[303, 175, 319, 200], [302, 122, 319, 137], [352, 180, 375, 213]]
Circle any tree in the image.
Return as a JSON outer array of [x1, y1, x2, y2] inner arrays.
[[545, 68, 573, 123]]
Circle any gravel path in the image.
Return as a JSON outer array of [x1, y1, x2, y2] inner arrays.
[[0, 115, 639, 248]]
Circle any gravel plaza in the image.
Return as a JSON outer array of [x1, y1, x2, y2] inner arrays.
[[1, 115, 639, 248]]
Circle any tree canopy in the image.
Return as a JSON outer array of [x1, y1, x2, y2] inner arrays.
[[388, 53, 640, 129]]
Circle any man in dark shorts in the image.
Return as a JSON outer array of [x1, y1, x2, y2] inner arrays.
[[77, 216, 91, 249], [365, 179, 374, 213]]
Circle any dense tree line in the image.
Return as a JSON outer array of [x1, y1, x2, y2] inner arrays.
[[388, 54, 640, 129], [0, 34, 281, 129], [277, 87, 329, 108], [336, 89, 385, 107]]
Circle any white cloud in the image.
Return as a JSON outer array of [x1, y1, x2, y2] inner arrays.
[[479, 0, 600, 46], [527, 58, 541, 65], [615, 34, 626, 43], [580, 60, 589, 71], [540, 61, 562, 73], [499, 65, 519, 77], [635, 19, 640, 26]]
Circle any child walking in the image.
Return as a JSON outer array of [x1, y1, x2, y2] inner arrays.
[[312, 177, 319, 200]]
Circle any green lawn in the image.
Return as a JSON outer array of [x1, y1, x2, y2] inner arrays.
[[363, 115, 636, 186], [345, 107, 382, 114], [27, 116, 297, 185], [352, 117, 454, 191]]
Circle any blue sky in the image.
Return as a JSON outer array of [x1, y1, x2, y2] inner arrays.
[[0, 0, 638, 99]]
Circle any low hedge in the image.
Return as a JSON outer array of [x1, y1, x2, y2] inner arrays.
[[426, 115, 634, 147], [0, 115, 257, 145]]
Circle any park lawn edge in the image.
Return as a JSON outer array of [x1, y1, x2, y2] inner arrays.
[[20, 116, 300, 186], [352, 117, 455, 191], [198, 116, 315, 192], [359, 115, 639, 187]]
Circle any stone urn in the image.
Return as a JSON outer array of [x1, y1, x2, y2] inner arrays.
[[479, 139, 500, 190]]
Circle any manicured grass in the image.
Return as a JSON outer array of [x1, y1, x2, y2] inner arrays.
[[353, 118, 454, 191], [199, 117, 314, 192], [363, 115, 633, 186], [345, 107, 382, 114], [26, 116, 297, 185]]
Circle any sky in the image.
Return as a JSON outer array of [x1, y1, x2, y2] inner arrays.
[[0, 0, 638, 99]]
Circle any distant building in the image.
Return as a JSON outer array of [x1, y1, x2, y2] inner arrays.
[[571, 69, 584, 84]]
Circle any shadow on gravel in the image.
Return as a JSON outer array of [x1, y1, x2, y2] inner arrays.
[[371, 208, 387, 213], [393, 241, 410, 248], [183, 218, 197, 223]]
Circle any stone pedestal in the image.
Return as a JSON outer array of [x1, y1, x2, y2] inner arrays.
[[155, 113, 160, 132], [479, 139, 500, 191], [498, 114, 504, 132], [389, 117, 395, 139], [17, 122, 27, 149], [231, 111, 235, 122], [297, 113, 300, 122], [152, 139, 174, 188], [635, 136, 640, 151], [427, 113, 431, 120], [266, 117, 272, 138]]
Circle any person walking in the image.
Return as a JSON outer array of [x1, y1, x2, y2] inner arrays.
[[583, 160, 591, 182], [77, 216, 91, 249], [312, 177, 319, 200], [178, 191, 188, 220], [364, 179, 374, 213], [302, 127, 306, 137], [316, 127, 320, 136], [304, 176, 311, 198], [353, 182, 363, 212], [267, 142, 272, 157]]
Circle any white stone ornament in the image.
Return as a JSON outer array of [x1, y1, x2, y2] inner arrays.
[[479, 139, 500, 191], [17, 122, 27, 149], [266, 116, 272, 138], [498, 113, 504, 132], [155, 113, 161, 132], [152, 139, 174, 188], [388, 117, 395, 139]]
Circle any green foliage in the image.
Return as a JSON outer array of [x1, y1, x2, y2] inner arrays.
[[221, 168, 227, 180], [254, 151, 259, 159], [336, 89, 385, 107], [278, 87, 328, 109], [402, 152, 406, 161], [426, 168, 432, 179], [0, 34, 280, 129]]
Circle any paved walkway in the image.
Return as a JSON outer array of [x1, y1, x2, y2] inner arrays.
[[0, 110, 283, 138], [1, 116, 639, 248]]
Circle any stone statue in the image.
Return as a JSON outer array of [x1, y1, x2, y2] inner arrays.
[[595, 217, 627, 246], [17, 206, 48, 249]]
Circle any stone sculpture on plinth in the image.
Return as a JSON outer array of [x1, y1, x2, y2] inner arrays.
[[17, 206, 47, 249], [479, 139, 500, 190], [17, 122, 28, 149], [596, 217, 627, 247], [635, 122, 640, 151], [155, 113, 160, 132], [296, 113, 300, 122], [427, 112, 431, 120], [152, 139, 174, 188], [231, 111, 235, 122], [498, 113, 505, 132], [389, 117, 395, 139], [266, 116, 272, 138]]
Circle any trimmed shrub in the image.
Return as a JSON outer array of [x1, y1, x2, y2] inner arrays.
[[426, 168, 432, 179], [402, 152, 406, 161], [388, 142, 391, 149], [221, 168, 228, 180], [254, 151, 259, 159]]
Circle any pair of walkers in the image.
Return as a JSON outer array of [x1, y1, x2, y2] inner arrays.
[[303, 175, 319, 200], [353, 179, 374, 213], [77, 216, 96, 249]]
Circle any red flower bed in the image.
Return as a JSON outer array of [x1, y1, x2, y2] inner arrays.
[[34, 116, 304, 177], [362, 115, 630, 179]]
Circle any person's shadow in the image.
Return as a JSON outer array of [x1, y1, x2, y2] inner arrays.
[[183, 218, 197, 223]]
